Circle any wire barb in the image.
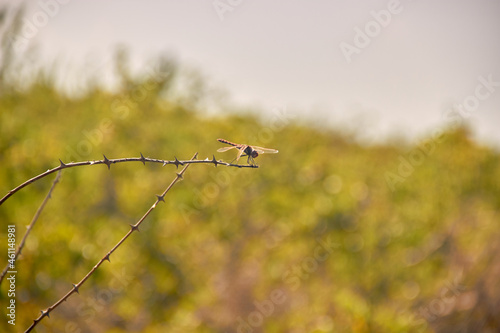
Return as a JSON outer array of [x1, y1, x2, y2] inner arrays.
[[211, 155, 219, 167], [41, 309, 50, 318], [173, 156, 183, 168], [103, 155, 112, 170]]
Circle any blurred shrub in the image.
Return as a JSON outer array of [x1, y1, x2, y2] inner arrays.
[[0, 6, 499, 333]]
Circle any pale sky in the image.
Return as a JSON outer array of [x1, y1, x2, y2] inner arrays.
[[5, 0, 500, 147]]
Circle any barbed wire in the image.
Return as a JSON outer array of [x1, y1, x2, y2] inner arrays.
[[0, 154, 257, 205], [0, 151, 260, 331], [0, 171, 62, 285], [24, 153, 199, 332]]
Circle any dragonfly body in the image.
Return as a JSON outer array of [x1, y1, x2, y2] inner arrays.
[[217, 138, 278, 166]]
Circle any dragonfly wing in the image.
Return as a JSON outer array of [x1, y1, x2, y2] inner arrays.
[[236, 146, 247, 161], [217, 146, 236, 152], [252, 146, 279, 154]]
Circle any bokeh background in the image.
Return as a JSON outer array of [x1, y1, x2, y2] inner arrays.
[[1, 1, 499, 332]]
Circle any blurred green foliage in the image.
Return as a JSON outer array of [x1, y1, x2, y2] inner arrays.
[[1, 7, 500, 333]]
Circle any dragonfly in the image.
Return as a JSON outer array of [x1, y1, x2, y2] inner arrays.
[[217, 138, 278, 166]]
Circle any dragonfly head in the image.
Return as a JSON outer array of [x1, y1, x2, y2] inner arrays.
[[251, 150, 259, 158]]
